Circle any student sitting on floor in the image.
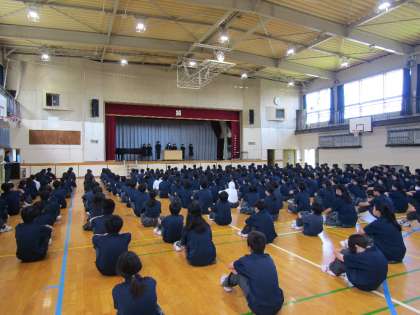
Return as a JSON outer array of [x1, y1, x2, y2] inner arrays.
[[238, 185, 259, 215], [323, 234, 388, 292], [1, 183, 21, 216], [158, 175, 170, 198], [292, 201, 324, 236], [193, 180, 213, 214], [93, 215, 131, 276], [91, 199, 116, 235], [83, 193, 105, 231], [358, 201, 406, 263], [0, 197, 12, 233], [220, 231, 284, 315], [141, 191, 161, 227], [15, 206, 52, 262], [174, 201, 216, 266], [324, 185, 358, 228], [264, 186, 282, 221], [238, 200, 277, 243], [387, 182, 409, 213], [113, 251, 164, 315], [153, 201, 184, 243], [209, 191, 232, 226], [132, 183, 149, 217], [222, 181, 239, 208], [287, 183, 311, 214]]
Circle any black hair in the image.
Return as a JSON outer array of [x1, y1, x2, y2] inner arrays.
[[1, 183, 10, 193], [116, 251, 145, 298], [255, 200, 265, 211], [21, 206, 37, 223], [374, 201, 401, 232], [103, 199, 115, 215], [186, 205, 208, 233], [247, 231, 266, 254], [336, 184, 352, 204], [298, 183, 306, 192], [311, 202, 324, 215], [219, 191, 229, 202], [105, 215, 123, 234], [138, 183, 146, 192], [169, 201, 181, 215], [146, 190, 157, 207], [348, 234, 370, 254]]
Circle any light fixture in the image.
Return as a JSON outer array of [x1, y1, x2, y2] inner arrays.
[[241, 72, 248, 80], [287, 80, 295, 87], [340, 57, 349, 68], [135, 19, 146, 33], [218, 28, 229, 44], [120, 58, 128, 66], [286, 47, 295, 56], [188, 60, 197, 67], [27, 6, 40, 23], [378, 0, 391, 11], [215, 50, 225, 62], [41, 52, 50, 61]]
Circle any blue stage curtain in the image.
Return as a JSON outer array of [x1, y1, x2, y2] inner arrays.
[[116, 117, 217, 160], [417, 64, 420, 113], [337, 85, 345, 123], [329, 87, 335, 124], [401, 67, 412, 115]]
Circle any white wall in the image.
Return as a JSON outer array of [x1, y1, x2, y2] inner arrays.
[[6, 55, 300, 163], [296, 124, 420, 169]]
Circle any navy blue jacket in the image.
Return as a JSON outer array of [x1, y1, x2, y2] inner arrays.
[[194, 189, 213, 214], [344, 246, 388, 291], [132, 191, 149, 217], [93, 233, 131, 275], [158, 181, 170, 198], [3, 191, 21, 215], [91, 214, 113, 235], [245, 210, 277, 243], [183, 225, 216, 266], [333, 197, 358, 227], [388, 191, 408, 213], [364, 217, 406, 262], [144, 201, 161, 218], [302, 214, 323, 236], [113, 276, 160, 315], [212, 201, 232, 225], [234, 253, 284, 315], [295, 191, 311, 212], [15, 222, 51, 262], [161, 215, 184, 243], [264, 195, 281, 217]]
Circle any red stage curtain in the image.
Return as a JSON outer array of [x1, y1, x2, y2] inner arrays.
[[230, 121, 240, 159], [105, 115, 116, 160]]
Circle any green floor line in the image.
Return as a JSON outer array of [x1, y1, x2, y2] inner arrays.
[[240, 267, 420, 315], [362, 295, 420, 315]]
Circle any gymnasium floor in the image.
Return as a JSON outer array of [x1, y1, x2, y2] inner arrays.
[[1, 181, 420, 315]]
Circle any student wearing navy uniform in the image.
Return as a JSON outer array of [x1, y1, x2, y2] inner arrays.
[[209, 191, 232, 226], [178, 180, 193, 209], [293, 202, 324, 236], [324, 185, 358, 228], [113, 251, 163, 315], [141, 191, 161, 227], [174, 202, 216, 266], [360, 201, 406, 263], [288, 183, 310, 214], [91, 199, 116, 235], [158, 175, 170, 198], [324, 234, 388, 291], [15, 206, 52, 262], [193, 181, 213, 214], [132, 183, 149, 217], [154, 201, 184, 243], [1, 183, 21, 215], [93, 215, 131, 276], [220, 231, 284, 315], [316, 180, 336, 210], [239, 200, 277, 243], [387, 183, 408, 213], [264, 187, 282, 221], [239, 185, 259, 215], [0, 197, 12, 233]]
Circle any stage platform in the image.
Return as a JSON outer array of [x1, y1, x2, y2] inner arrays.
[[20, 159, 282, 178]]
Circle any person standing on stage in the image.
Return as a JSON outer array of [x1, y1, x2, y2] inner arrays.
[[155, 141, 161, 160], [141, 144, 147, 161], [181, 144, 186, 160], [147, 144, 152, 161], [172, 144, 178, 150], [166, 143, 171, 150], [189, 144, 194, 160]]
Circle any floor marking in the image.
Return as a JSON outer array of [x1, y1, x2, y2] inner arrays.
[[363, 295, 420, 315], [380, 280, 398, 315], [55, 192, 75, 315], [371, 290, 420, 314]]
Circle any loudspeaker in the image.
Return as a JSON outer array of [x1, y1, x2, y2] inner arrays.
[[91, 99, 99, 117], [249, 109, 254, 125]]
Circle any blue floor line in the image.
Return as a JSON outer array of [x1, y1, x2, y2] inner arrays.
[[383, 280, 398, 315], [55, 192, 75, 315]]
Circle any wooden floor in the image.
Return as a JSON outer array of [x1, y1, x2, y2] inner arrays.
[[1, 181, 420, 315]]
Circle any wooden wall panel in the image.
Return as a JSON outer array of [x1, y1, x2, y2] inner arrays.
[[29, 130, 81, 145]]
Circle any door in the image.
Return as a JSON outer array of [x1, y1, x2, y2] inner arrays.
[[283, 149, 296, 166]]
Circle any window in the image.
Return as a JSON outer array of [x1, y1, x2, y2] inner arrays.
[[344, 69, 403, 119], [305, 88, 331, 124], [275, 109, 285, 119]]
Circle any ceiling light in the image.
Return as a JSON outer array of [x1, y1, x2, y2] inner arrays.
[[188, 60, 197, 67], [120, 58, 128, 66], [41, 53, 50, 61], [215, 50, 225, 62], [135, 19, 146, 33], [241, 72, 248, 80], [286, 47, 295, 56], [288, 80, 295, 87], [27, 6, 40, 23], [378, 0, 391, 11], [218, 29, 229, 44], [340, 57, 349, 68]]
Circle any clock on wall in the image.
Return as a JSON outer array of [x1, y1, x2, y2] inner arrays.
[[273, 96, 281, 106]]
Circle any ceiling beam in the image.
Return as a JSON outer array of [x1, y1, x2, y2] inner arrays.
[[101, 0, 119, 62], [0, 23, 334, 79], [177, 0, 414, 55]]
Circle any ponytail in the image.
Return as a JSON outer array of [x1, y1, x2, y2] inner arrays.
[[375, 202, 401, 231], [116, 251, 145, 298], [130, 275, 146, 298]]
